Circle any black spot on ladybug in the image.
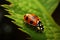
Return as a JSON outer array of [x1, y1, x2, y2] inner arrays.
[[38, 19, 39, 20], [30, 21, 33, 24], [26, 16, 28, 20]]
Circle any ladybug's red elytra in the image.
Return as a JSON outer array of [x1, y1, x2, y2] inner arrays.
[[24, 14, 44, 32]]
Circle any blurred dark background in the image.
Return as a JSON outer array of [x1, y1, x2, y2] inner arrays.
[[52, 3, 60, 25], [0, 0, 60, 40]]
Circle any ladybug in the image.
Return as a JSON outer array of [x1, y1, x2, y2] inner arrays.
[[24, 14, 44, 32]]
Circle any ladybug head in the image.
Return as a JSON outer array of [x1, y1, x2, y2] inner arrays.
[[37, 21, 44, 32], [39, 23, 44, 31]]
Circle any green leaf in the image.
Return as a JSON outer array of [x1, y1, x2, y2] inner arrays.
[[38, 0, 59, 15], [3, 0, 60, 40]]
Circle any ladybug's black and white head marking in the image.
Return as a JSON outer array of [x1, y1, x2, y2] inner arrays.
[[37, 21, 44, 32]]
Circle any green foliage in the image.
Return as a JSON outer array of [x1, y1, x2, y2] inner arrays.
[[3, 0, 60, 40]]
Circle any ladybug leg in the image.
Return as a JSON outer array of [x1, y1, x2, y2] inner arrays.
[[23, 20, 26, 23], [23, 20, 27, 25], [29, 25, 33, 29], [32, 26, 35, 29]]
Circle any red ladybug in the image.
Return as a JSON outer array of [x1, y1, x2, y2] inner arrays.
[[24, 14, 44, 32]]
